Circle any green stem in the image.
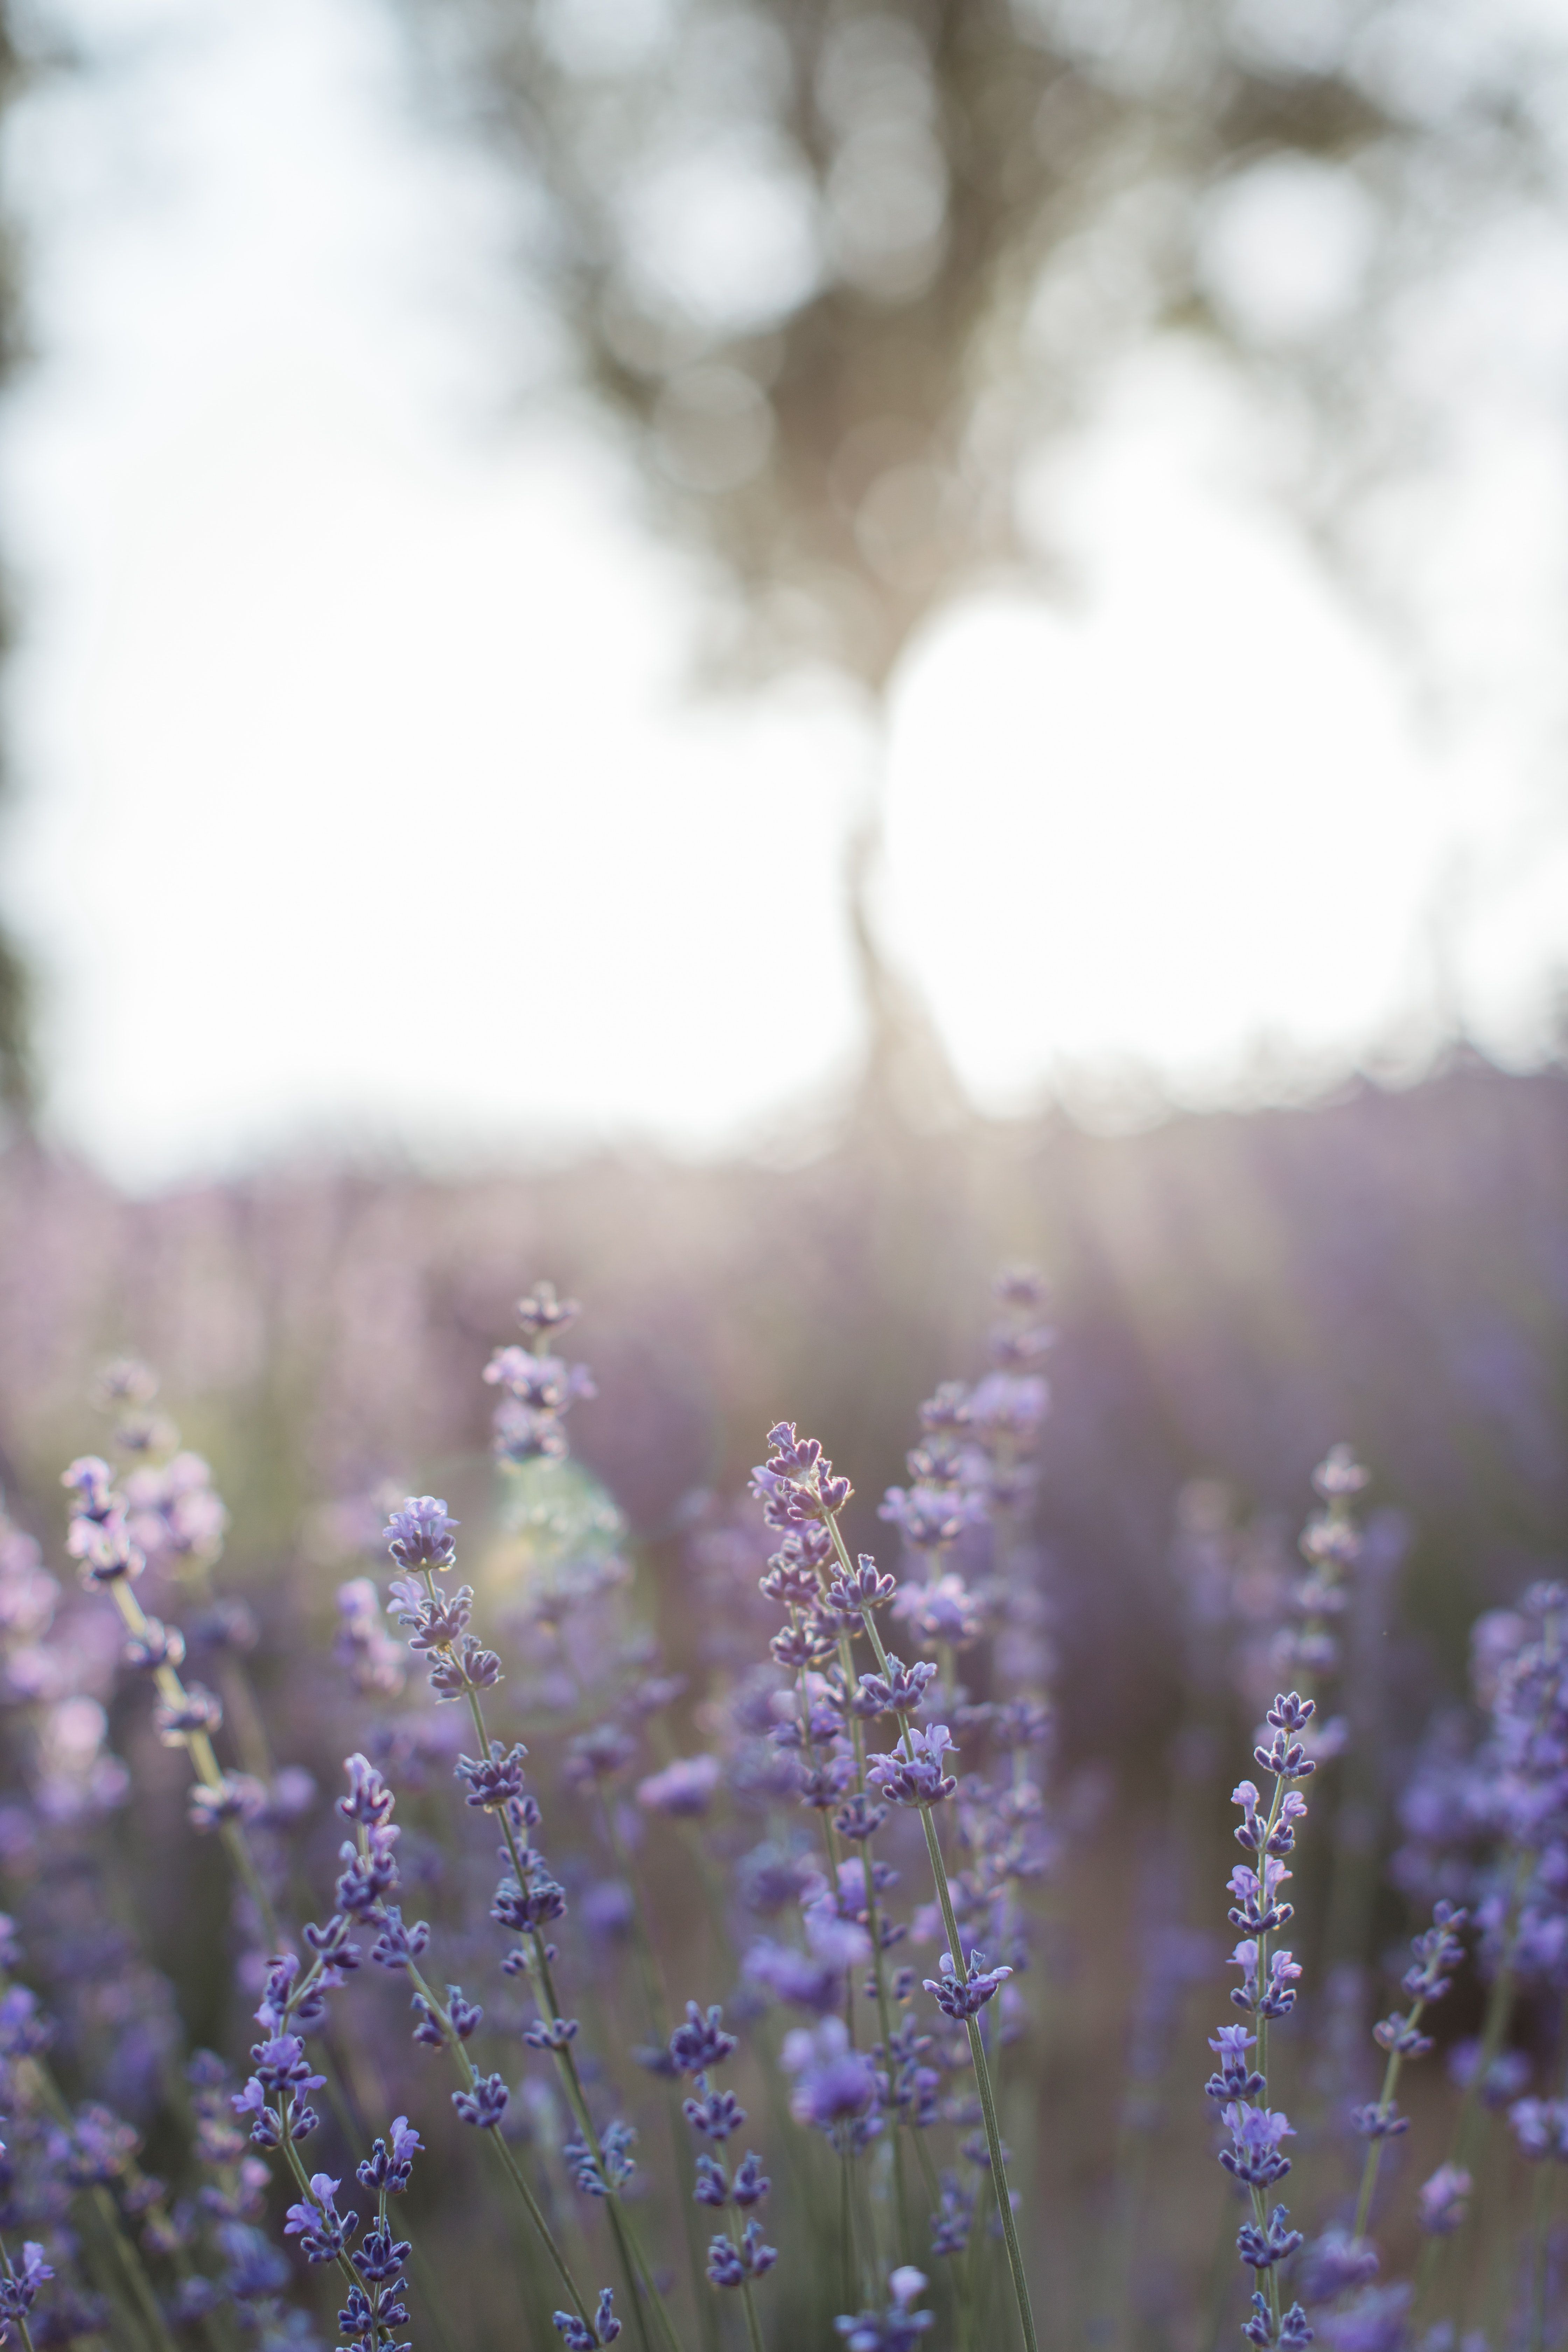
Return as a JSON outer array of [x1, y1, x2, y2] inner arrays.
[[1527, 2151, 1554, 2352], [738, 2273, 767, 2352], [840, 1639, 915, 2267], [1351, 2004, 1423, 2246], [106, 1579, 284, 1951], [6, 2034, 178, 2352], [840, 1536, 1038, 2352], [399, 1955, 592, 2325], [442, 1633, 684, 2352], [840, 2146, 859, 2315], [600, 1788, 719, 2352]]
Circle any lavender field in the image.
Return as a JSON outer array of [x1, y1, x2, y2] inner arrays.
[[0, 1060, 1563, 2352]]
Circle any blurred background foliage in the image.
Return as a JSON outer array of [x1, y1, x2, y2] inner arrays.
[[2, 1052, 1565, 1767]]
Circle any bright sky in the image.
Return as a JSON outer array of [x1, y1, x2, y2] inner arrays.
[[5, 0, 1568, 1188]]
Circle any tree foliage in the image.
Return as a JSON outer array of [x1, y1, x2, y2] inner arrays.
[[390, 0, 1548, 693]]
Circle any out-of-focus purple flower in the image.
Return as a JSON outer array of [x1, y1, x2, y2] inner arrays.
[[565, 1724, 637, 1786], [189, 1774, 266, 1832], [49, 2102, 140, 2188], [1298, 2229, 1378, 2306], [334, 1580, 405, 1696], [894, 1574, 984, 1650], [834, 2267, 933, 2351], [0, 1986, 55, 2059], [636, 1755, 721, 1818], [1510, 2096, 1568, 2158], [516, 1280, 580, 1342], [742, 1938, 844, 2015], [878, 1485, 972, 1553], [1446, 2040, 1531, 2108], [929, 2172, 974, 2256], [781, 2017, 879, 2134], [1315, 2284, 1409, 2352], [1415, 2163, 1470, 2234], [566, 2121, 636, 2197]]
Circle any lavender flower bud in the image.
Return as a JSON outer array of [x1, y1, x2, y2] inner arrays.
[[456, 1741, 529, 1810], [922, 1952, 1012, 2021], [154, 1685, 224, 1745], [669, 2002, 737, 2076], [1218, 2103, 1295, 2187], [124, 1617, 184, 1671], [516, 1281, 581, 1342], [552, 2287, 621, 2347], [452, 2073, 509, 2129], [356, 2117, 421, 2194], [1236, 2206, 1303, 2270], [856, 1658, 938, 1716], [369, 1909, 429, 1969], [681, 2081, 746, 2141], [382, 1497, 459, 1573], [825, 1555, 898, 1615]]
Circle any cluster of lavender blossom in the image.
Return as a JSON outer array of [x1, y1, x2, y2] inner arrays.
[[0, 1271, 1566, 2352]]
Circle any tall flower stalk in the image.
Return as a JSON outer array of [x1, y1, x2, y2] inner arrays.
[[752, 1424, 1038, 2352], [1206, 1690, 1318, 2351]]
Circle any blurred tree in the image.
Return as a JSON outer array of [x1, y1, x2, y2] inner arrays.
[[0, 2, 35, 1121], [388, 0, 1547, 1116]]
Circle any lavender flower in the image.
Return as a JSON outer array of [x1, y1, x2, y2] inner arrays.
[[1415, 2163, 1470, 2235], [865, 1725, 958, 1807], [552, 2288, 621, 2347], [921, 1950, 1012, 2021], [1509, 2096, 1568, 2158], [381, 1498, 459, 1574], [834, 2267, 934, 2350], [1209, 1674, 1320, 2348], [781, 2017, 880, 2136], [635, 1755, 721, 1817], [451, 2073, 509, 2129]]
